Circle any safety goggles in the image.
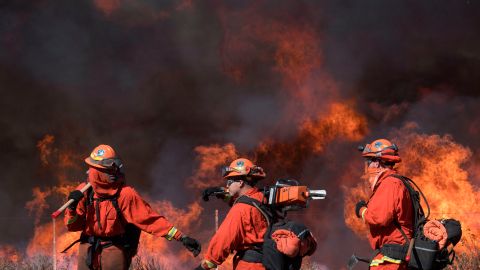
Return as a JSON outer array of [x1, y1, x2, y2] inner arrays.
[[359, 143, 398, 154], [92, 158, 122, 168]]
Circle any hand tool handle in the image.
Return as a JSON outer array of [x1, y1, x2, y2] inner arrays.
[[51, 182, 92, 219]]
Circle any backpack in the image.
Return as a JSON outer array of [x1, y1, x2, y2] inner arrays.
[[382, 175, 462, 270], [235, 195, 316, 270], [62, 185, 142, 267]]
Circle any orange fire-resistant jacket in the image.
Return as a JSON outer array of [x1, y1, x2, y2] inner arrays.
[[64, 168, 182, 240], [361, 169, 413, 251], [204, 188, 268, 270]]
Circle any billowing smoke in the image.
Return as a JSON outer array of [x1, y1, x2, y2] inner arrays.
[[1, 1, 479, 269]]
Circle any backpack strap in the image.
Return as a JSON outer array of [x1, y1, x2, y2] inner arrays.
[[234, 195, 273, 227], [91, 186, 124, 230], [233, 195, 274, 264], [391, 175, 429, 231], [110, 197, 123, 220]]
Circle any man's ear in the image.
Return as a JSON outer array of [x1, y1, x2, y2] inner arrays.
[[239, 180, 245, 188]]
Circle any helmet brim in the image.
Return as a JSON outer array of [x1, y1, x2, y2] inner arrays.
[[85, 157, 109, 169]]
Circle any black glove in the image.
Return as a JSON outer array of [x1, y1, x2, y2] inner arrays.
[[67, 190, 84, 210], [180, 236, 201, 257], [193, 265, 205, 270], [202, 187, 226, 201], [355, 200, 367, 218]]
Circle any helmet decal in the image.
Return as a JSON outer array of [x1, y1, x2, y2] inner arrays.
[[86, 145, 118, 168], [374, 141, 384, 149], [236, 160, 245, 167], [96, 149, 105, 157]]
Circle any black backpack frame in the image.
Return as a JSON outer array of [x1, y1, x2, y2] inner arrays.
[[381, 175, 458, 270], [235, 195, 312, 270]]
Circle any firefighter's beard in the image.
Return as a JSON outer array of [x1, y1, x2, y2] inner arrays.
[[362, 163, 388, 191]]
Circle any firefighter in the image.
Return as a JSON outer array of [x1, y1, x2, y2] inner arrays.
[[64, 144, 201, 270], [195, 158, 268, 270], [355, 139, 414, 270]]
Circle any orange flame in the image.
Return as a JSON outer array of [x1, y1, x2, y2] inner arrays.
[[134, 199, 203, 268], [25, 182, 78, 227], [26, 219, 80, 268], [37, 134, 55, 166], [26, 198, 203, 269], [299, 102, 368, 153], [0, 245, 21, 263], [272, 26, 322, 85], [189, 143, 238, 189], [25, 187, 52, 225]]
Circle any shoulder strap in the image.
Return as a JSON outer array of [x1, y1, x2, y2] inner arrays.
[[110, 196, 123, 222], [91, 186, 125, 230], [390, 174, 432, 244], [84, 184, 94, 208], [370, 174, 419, 243], [235, 195, 272, 227], [391, 175, 430, 225]]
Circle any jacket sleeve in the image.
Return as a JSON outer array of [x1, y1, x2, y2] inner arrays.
[[363, 178, 402, 227], [63, 184, 87, 231], [119, 187, 183, 240], [204, 204, 246, 265]]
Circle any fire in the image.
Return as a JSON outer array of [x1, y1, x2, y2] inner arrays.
[[37, 134, 55, 166], [26, 219, 80, 269], [25, 187, 52, 225], [394, 126, 480, 252], [299, 102, 368, 153], [27, 135, 83, 225], [344, 124, 480, 252], [219, 7, 321, 85], [190, 143, 238, 189], [272, 26, 322, 85], [25, 198, 204, 269], [0, 245, 21, 263], [134, 199, 204, 269]]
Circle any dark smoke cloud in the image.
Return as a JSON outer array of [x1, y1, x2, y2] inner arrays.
[[1, 1, 479, 269], [321, 1, 480, 130]]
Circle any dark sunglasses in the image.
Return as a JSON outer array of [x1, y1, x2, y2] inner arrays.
[[226, 178, 243, 187]]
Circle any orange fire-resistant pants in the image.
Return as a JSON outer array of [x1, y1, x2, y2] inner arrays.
[[77, 242, 131, 270]]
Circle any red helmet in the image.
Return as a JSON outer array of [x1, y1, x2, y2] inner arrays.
[[358, 139, 401, 163], [222, 158, 266, 180], [85, 144, 122, 169]]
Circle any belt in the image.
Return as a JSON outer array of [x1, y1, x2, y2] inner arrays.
[[236, 249, 263, 263]]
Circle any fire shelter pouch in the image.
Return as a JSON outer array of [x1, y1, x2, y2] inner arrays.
[[408, 235, 438, 270]]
